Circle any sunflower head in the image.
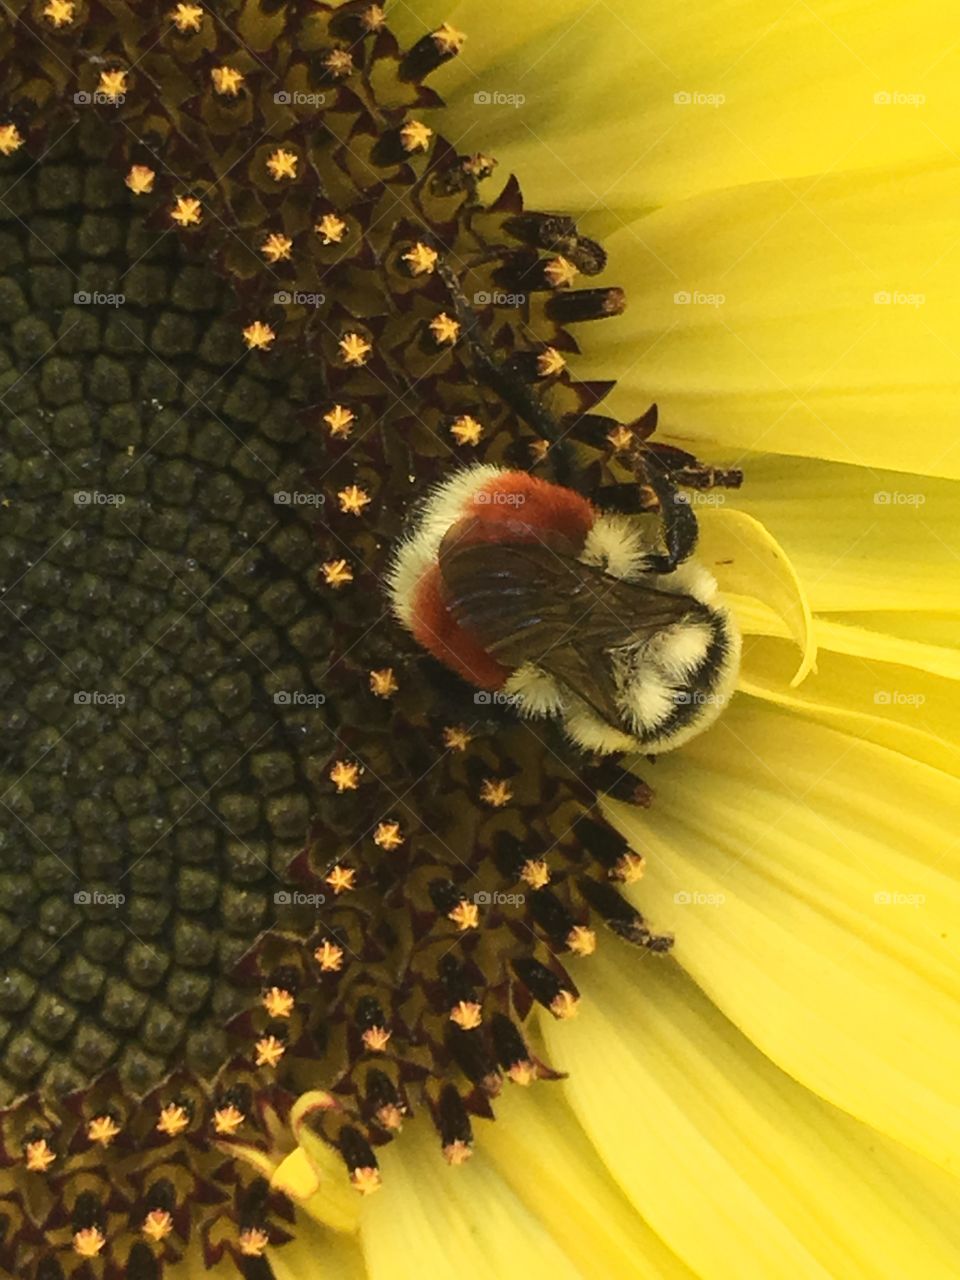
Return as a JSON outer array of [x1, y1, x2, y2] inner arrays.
[[0, 1, 756, 1275]]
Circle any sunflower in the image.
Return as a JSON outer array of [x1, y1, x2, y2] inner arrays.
[[1, 1, 959, 1278]]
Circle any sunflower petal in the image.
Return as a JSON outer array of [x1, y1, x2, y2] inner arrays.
[[413, 0, 960, 210], [359, 1116, 584, 1280], [482, 1079, 696, 1279], [543, 947, 960, 1280], [698, 507, 815, 685], [607, 699, 960, 1172], [269, 1210, 368, 1280], [827, 614, 960, 674], [272, 1146, 322, 1201], [577, 164, 960, 478], [293, 1132, 363, 1235], [720, 457, 960, 614], [740, 634, 960, 775]]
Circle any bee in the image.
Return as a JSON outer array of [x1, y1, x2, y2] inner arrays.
[[388, 463, 741, 755]]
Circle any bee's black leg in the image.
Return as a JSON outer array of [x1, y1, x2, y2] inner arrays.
[[639, 458, 699, 573], [589, 457, 698, 571]]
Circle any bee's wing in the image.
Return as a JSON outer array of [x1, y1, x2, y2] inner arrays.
[[438, 521, 698, 724]]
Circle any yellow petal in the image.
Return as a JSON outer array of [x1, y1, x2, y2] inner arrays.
[[483, 1080, 696, 1279], [698, 506, 815, 685], [607, 699, 960, 1172], [719, 456, 960, 613], [270, 1210, 367, 1280], [272, 1146, 321, 1201], [359, 1116, 583, 1280], [412, 1, 960, 210], [293, 1121, 363, 1235], [740, 633, 960, 775], [579, 163, 960, 478], [543, 947, 960, 1280], [737, 605, 960, 684], [829, 613, 960, 675]]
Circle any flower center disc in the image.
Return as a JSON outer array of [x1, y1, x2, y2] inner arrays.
[[0, 115, 330, 1101]]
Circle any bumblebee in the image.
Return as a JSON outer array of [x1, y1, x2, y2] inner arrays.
[[389, 463, 741, 754]]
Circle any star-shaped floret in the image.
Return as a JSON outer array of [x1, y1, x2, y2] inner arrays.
[[448, 901, 479, 930], [211, 66, 245, 96], [43, 0, 74, 27], [373, 820, 403, 850], [266, 148, 298, 181], [450, 414, 483, 446], [170, 195, 202, 226], [369, 668, 398, 698], [170, 3, 203, 33], [260, 232, 293, 263], [329, 760, 362, 792], [339, 332, 372, 365], [254, 1035, 286, 1068], [321, 559, 354, 588], [480, 778, 513, 808], [242, 321, 275, 350], [97, 69, 128, 99], [323, 404, 355, 437], [537, 346, 566, 376], [125, 165, 155, 194], [0, 125, 23, 156], [315, 213, 348, 244], [429, 312, 460, 345], [338, 484, 371, 516], [400, 120, 433, 153]]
